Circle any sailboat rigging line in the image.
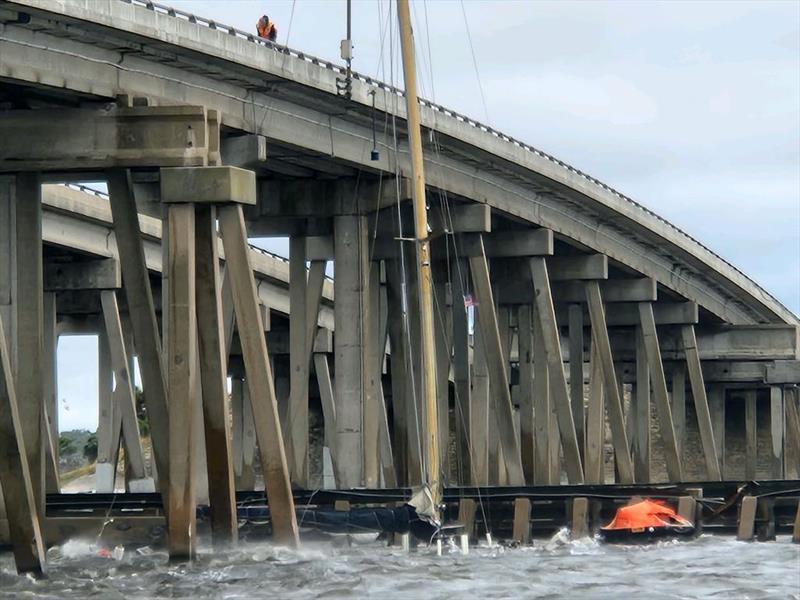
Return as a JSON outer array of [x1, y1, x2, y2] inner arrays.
[[459, 0, 491, 125], [422, 0, 437, 102]]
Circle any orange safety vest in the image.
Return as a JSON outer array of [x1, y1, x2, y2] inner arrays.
[[257, 17, 276, 41]]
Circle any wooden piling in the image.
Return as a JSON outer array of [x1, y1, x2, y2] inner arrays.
[[677, 496, 696, 524], [512, 498, 531, 545], [737, 495, 757, 541], [458, 498, 477, 540], [792, 500, 800, 544], [571, 497, 590, 539]]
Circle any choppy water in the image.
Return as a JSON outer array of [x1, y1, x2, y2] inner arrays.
[[1, 533, 798, 599]]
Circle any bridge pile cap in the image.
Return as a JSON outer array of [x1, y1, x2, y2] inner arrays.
[[160, 166, 256, 205]]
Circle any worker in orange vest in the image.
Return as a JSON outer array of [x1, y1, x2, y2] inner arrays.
[[256, 15, 277, 42]]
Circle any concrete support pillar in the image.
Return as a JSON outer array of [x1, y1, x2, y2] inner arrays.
[[671, 364, 686, 463], [709, 385, 726, 478], [363, 262, 382, 488], [470, 245, 525, 484], [633, 325, 651, 482], [42, 292, 59, 494], [100, 291, 150, 489], [768, 386, 784, 479], [333, 215, 368, 488], [107, 169, 170, 495], [218, 203, 298, 547], [432, 262, 452, 483], [518, 304, 535, 483], [471, 313, 490, 486], [0, 317, 45, 574], [96, 330, 116, 492], [450, 258, 471, 485], [165, 203, 198, 560], [745, 390, 757, 480], [195, 205, 237, 546], [584, 340, 605, 483], [231, 374, 257, 491], [584, 280, 631, 483], [288, 235, 309, 486], [681, 324, 721, 480], [568, 304, 584, 462], [386, 259, 409, 485], [532, 300, 551, 484], [785, 387, 800, 479], [15, 173, 44, 510], [638, 302, 682, 482], [0, 177, 16, 366], [314, 352, 338, 485]]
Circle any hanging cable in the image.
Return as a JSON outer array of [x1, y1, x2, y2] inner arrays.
[[459, 0, 491, 125]]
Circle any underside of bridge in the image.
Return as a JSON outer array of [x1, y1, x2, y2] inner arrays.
[[0, 0, 798, 573]]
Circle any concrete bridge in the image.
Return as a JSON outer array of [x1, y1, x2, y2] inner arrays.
[[0, 0, 798, 570]]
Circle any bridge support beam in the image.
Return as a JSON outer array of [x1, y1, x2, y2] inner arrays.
[[633, 325, 651, 482], [107, 169, 170, 497], [195, 205, 237, 547], [585, 340, 605, 483], [470, 238, 524, 485], [682, 324, 721, 480], [0, 317, 45, 575], [15, 173, 45, 511], [585, 280, 633, 483], [638, 302, 683, 482], [100, 291, 151, 490], [218, 202, 299, 547], [288, 236, 309, 486], [531, 257, 583, 483], [333, 215, 368, 488], [450, 258, 471, 485]]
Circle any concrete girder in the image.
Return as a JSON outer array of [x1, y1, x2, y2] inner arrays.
[[44, 258, 120, 291], [0, 106, 216, 171]]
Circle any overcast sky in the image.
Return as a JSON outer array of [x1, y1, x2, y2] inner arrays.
[[57, 0, 799, 431]]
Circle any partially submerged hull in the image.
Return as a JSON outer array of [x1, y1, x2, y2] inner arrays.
[[599, 524, 695, 544]]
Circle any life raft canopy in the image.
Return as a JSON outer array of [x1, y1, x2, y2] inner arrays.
[[602, 499, 693, 531]]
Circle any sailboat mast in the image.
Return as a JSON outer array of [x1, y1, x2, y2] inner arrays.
[[397, 0, 441, 508]]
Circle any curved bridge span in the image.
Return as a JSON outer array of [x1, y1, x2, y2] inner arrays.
[[0, 0, 794, 325], [0, 0, 798, 569]]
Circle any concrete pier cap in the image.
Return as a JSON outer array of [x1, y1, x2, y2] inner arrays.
[[160, 166, 256, 205]]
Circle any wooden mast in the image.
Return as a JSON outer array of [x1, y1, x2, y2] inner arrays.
[[397, 0, 441, 513]]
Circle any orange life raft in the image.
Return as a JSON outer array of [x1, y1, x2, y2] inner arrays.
[[599, 499, 695, 543]]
